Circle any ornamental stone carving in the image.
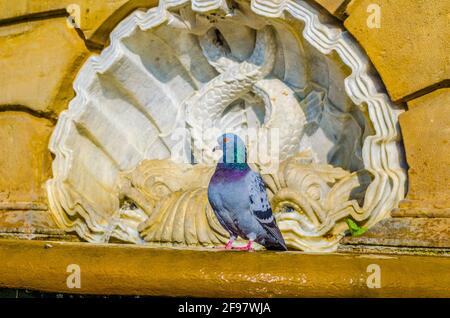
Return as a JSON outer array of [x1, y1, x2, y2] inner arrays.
[[46, 0, 406, 252]]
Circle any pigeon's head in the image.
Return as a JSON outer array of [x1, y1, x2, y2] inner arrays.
[[214, 133, 247, 164]]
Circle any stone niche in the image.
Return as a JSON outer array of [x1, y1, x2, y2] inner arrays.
[[46, 0, 406, 252]]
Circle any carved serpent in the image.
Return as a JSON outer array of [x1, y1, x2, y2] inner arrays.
[[183, 25, 306, 164]]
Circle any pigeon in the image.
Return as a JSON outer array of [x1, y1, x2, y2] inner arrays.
[[207, 133, 287, 251]]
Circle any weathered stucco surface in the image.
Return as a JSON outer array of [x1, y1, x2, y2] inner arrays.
[[0, 112, 53, 205], [345, 0, 450, 102], [0, 18, 89, 115], [0, 0, 158, 46], [400, 88, 450, 209]]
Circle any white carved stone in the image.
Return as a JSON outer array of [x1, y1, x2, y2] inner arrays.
[[46, 0, 406, 251]]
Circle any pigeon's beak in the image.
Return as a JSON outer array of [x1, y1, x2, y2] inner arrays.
[[212, 145, 221, 152]]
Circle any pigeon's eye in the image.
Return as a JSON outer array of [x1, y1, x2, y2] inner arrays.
[[223, 137, 230, 143]]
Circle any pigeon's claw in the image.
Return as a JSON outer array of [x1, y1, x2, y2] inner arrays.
[[233, 240, 253, 251], [225, 239, 234, 250], [214, 237, 235, 250]]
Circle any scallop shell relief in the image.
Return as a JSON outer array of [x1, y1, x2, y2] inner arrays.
[[46, 0, 406, 252]]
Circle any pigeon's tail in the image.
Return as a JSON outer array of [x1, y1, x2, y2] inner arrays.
[[264, 239, 288, 251], [259, 222, 288, 251], [259, 229, 288, 251]]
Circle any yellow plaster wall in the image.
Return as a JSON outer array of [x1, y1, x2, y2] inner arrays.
[[0, 112, 53, 205], [400, 88, 450, 209], [344, 0, 449, 102], [0, 0, 158, 46], [0, 17, 89, 116]]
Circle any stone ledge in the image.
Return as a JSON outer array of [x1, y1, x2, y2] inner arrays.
[[392, 206, 450, 218], [0, 210, 74, 241], [0, 239, 449, 297], [341, 218, 450, 248]]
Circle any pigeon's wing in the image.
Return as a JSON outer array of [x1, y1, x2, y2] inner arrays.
[[248, 171, 287, 250], [248, 171, 274, 223]]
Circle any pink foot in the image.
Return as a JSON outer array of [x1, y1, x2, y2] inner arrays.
[[225, 239, 233, 250], [233, 240, 253, 251], [215, 238, 234, 250]]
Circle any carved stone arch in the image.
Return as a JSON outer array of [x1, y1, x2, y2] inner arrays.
[[46, 0, 406, 252]]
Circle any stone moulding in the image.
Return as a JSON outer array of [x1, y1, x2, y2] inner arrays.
[[47, 0, 406, 252], [1, 239, 449, 297]]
